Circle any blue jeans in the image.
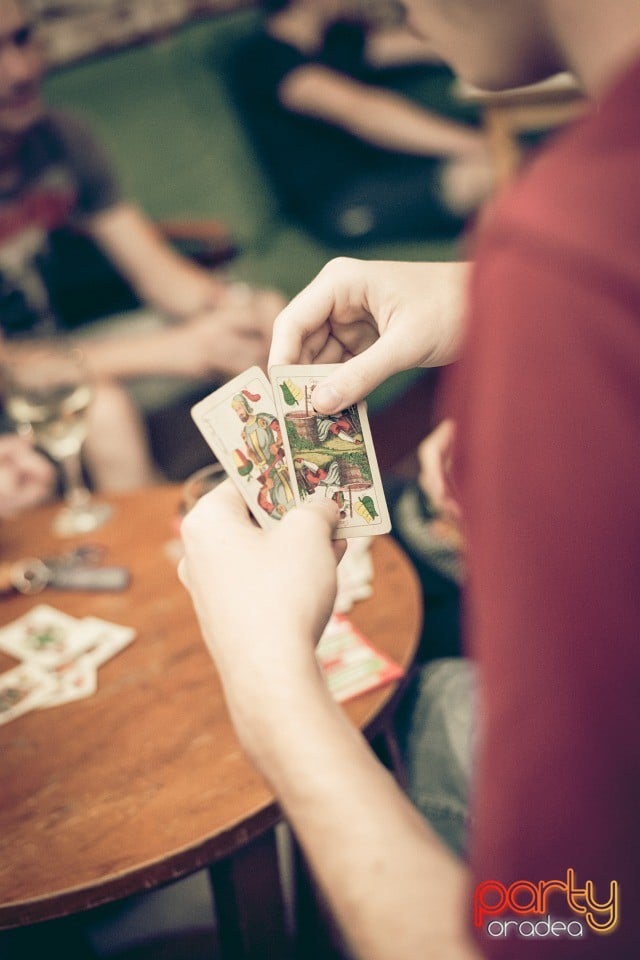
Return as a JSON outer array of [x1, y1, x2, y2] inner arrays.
[[397, 658, 477, 859]]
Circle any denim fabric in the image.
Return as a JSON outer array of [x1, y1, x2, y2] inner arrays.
[[397, 658, 477, 859]]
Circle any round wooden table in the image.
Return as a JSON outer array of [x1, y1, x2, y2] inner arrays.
[[0, 485, 421, 955]]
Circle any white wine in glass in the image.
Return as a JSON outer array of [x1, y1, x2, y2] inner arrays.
[[3, 344, 113, 536]]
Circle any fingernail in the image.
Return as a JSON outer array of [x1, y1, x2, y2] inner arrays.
[[312, 384, 341, 412]]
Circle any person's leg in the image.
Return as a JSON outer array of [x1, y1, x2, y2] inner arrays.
[[396, 658, 477, 859], [85, 381, 160, 491]]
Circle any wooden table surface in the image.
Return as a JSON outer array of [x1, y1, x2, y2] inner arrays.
[[0, 485, 421, 931]]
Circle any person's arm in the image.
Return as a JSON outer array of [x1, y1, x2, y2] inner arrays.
[[418, 418, 462, 520], [279, 64, 485, 158], [77, 287, 281, 383], [179, 483, 481, 960], [269, 258, 470, 412], [364, 26, 443, 69], [70, 203, 282, 382], [87, 202, 225, 316]]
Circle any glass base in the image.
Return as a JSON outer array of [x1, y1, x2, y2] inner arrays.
[[52, 500, 113, 537]]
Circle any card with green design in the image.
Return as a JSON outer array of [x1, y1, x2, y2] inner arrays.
[[270, 365, 390, 538]]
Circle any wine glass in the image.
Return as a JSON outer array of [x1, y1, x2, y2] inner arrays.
[[180, 462, 226, 514], [2, 343, 113, 536]]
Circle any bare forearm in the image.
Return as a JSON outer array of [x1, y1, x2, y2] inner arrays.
[[281, 68, 484, 159], [345, 88, 484, 158], [180, 486, 479, 958], [236, 677, 480, 960], [88, 204, 225, 317], [365, 29, 441, 69], [79, 326, 184, 380]]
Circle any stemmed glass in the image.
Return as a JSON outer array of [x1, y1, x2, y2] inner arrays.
[[2, 342, 113, 536]]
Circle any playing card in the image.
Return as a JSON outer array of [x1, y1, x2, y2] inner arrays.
[[316, 614, 404, 703], [37, 656, 98, 709], [333, 538, 374, 613], [191, 367, 296, 529], [0, 662, 57, 725], [77, 617, 136, 668], [0, 604, 95, 670], [270, 365, 391, 538]]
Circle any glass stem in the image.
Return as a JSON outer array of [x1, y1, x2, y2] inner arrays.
[[59, 451, 91, 511]]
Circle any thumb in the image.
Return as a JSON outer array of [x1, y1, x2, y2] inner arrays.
[[281, 496, 342, 541], [310, 339, 407, 413]]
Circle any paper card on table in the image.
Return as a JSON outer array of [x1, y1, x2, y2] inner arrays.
[[191, 367, 296, 529], [37, 656, 98, 709], [270, 365, 391, 538], [0, 662, 57, 725], [316, 614, 404, 703], [0, 604, 94, 669], [78, 617, 137, 668]]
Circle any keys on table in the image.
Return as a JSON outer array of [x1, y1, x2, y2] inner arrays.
[[0, 546, 130, 596]]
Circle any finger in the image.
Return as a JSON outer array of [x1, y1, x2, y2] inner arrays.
[[21, 447, 56, 484], [280, 495, 342, 542], [269, 279, 337, 366], [182, 478, 250, 535], [310, 337, 408, 413], [216, 315, 268, 339], [419, 463, 446, 511], [199, 477, 251, 518], [440, 496, 463, 523], [314, 337, 348, 364], [332, 538, 348, 564], [0, 463, 17, 496]]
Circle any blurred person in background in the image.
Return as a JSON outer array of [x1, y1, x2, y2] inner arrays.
[[0, 0, 284, 490], [227, 0, 494, 245]]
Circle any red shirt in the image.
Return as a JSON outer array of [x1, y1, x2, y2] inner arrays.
[[453, 57, 640, 957]]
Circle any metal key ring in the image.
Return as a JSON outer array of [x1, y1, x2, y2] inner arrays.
[[10, 558, 51, 595]]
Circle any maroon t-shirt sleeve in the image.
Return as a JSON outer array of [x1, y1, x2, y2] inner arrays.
[[451, 58, 640, 958]]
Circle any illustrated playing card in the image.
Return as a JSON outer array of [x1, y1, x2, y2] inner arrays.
[[191, 367, 296, 529], [270, 365, 391, 538], [316, 614, 404, 703], [0, 662, 57, 725], [37, 656, 98, 709], [77, 617, 136, 668], [0, 604, 94, 670]]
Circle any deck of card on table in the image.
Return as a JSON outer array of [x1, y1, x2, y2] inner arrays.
[[0, 604, 135, 725], [191, 366, 403, 701]]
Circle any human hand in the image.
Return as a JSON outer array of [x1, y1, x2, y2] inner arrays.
[[269, 258, 468, 413], [166, 286, 286, 379], [0, 434, 57, 519], [217, 283, 286, 339], [417, 419, 461, 521], [172, 299, 275, 379], [179, 481, 346, 762]]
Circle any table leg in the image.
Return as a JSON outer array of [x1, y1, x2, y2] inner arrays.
[[208, 828, 290, 960]]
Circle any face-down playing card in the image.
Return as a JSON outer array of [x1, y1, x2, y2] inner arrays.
[[190, 367, 296, 529], [270, 365, 391, 538]]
